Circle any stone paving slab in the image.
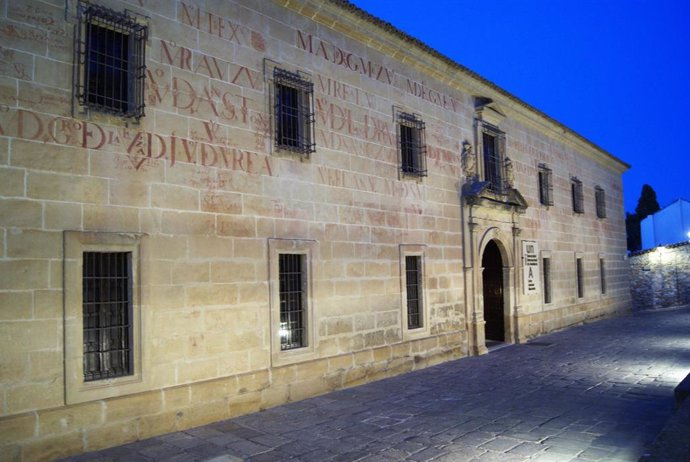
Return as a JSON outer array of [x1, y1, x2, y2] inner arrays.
[[60, 307, 690, 462]]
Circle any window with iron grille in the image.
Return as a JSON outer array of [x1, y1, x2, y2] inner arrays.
[[398, 112, 427, 177], [82, 251, 133, 381], [600, 258, 607, 295], [274, 68, 315, 155], [538, 164, 554, 206], [571, 177, 584, 213], [279, 254, 306, 350], [482, 126, 507, 193], [75, 2, 147, 119], [542, 257, 552, 304], [595, 186, 606, 218], [576, 257, 584, 298], [405, 255, 423, 329]]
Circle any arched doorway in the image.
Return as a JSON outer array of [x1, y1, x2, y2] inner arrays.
[[482, 240, 504, 343]]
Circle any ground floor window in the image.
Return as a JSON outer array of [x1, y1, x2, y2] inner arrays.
[[64, 231, 145, 404], [269, 238, 317, 366], [542, 256, 552, 304], [83, 251, 133, 381], [400, 244, 427, 338], [278, 253, 306, 350], [576, 256, 584, 298], [600, 258, 607, 295]]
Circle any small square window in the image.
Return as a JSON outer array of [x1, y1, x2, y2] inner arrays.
[[595, 186, 607, 218], [274, 68, 315, 155], [571, 177, 584, 214], [75, 2, 147, 119], [398, 112, 427, 177], [538, 164, 554, 206]]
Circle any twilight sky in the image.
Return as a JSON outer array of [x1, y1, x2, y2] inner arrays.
[[350, 0, 690, 214]]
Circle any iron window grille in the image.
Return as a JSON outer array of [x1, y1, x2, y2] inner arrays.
[[595, 186, 606, 218], [398, 112, 427, 177], [538, 164, 554, 206], [405, 255, 423, 329], [576, 257, 584, 298], [543, 257, 552, 304], [274, 68, 315, 155], [75, 2, 147, 119], [571, 177, 584, 213], [82, 251, 133, 381], [600, 258, 607, 294], [278, 254, 306, 350], [482, 127, 507, 194]]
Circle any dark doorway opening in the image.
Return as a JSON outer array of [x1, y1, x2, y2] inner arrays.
[[482, 240, 505, 343]]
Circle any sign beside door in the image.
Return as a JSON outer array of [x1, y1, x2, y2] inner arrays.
[[522, 240, 540, 294]]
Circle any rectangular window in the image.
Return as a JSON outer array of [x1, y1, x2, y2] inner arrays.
[[576, 257, 584, 298], [481, 126, 507, 193], [538, 164, 554, 206], [595, 186, 607, 218], [398, 111, 427, 177], [405, 256, 423, 329], [600, 258, 606, 294], [278, 254, 306, 350], [274, 68, 315, 155], [83, 251, 133, 381], [571, 177, 584, 213], [75, 2, 147, 119], [64, 231, 144, 405], [542, 257, 552, 304]]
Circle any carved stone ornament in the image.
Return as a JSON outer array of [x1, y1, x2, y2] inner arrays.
[[504, 157, 514, 188], [461, 142, 476, 179]]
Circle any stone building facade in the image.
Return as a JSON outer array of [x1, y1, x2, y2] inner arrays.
[[0, 0, 630, 459]]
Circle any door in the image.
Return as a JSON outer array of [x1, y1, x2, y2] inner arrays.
[[482, 240, 505, 342]]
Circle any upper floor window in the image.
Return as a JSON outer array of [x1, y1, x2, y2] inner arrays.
[[480, 124, 507, 193], [398, 111, 427, 177], [75, 2, 147, 119], [538, 164, 554, 206], [595, 186, 607, 218], [571, 177, 584, 213], [274, 68, 315, 155]]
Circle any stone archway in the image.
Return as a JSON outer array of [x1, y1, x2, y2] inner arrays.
[[482, 240, 505, 344]]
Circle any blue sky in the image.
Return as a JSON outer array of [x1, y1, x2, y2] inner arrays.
[[350, 0, 690, 213]]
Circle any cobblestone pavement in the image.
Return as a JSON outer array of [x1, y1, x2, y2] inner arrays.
[[62, 307, 690, 462]]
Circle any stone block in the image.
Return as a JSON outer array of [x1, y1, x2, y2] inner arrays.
[[162, 211, 216, 235], [12, 139, 88, 174], [84, 420, 139, 452], [28, 171, 107, 203], [21, 431, 83, 462], [106, 391, 163, 422], [6, 380, 63, 414], [6, 229, 62, 259], [44, 201, 81, 230], [0, 412, 36, 445], [0, 291, 32, 321], [0, 167, 24, 197], [0, 199, 42, 228], [38, 402, 104, 436]]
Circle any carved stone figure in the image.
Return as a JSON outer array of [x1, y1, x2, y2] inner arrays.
[[504, 157, 514, 188], [461, 142, 476, 179]]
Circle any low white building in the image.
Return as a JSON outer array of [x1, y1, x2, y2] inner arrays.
[[641, 199, 690, 249]]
